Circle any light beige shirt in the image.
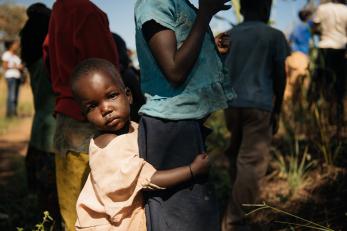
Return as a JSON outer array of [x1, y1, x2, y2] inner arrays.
[[75, 122, 159, 231], [313, 2, 347, 49]]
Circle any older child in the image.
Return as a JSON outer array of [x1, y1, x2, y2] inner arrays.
[[222, 0, 289, 229], [135, 0, 235, 230], [71, 58, 209, 231]]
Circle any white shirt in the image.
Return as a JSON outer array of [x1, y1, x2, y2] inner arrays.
[[1, 51, 21, 79], [313, 3, 347, 49]]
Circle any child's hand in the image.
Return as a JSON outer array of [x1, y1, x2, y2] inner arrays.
[[215, 32, 230, 55], [190, 153, 210, 177], [199, 0, 231, 18]]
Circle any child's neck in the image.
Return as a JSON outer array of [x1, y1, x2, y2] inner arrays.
[[94, 121, 132, 148], [243, 13, 269, 23]]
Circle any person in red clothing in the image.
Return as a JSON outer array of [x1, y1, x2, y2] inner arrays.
[[43, 0, 119, 230]]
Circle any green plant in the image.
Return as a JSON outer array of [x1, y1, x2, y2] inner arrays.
[[272, 137, 314, 194], [205, 110, 230, 155], [287, 145, 313, 192], [16, 211, 54, 231], [312, 105, 342, 166], [244, 202, 335, 231]]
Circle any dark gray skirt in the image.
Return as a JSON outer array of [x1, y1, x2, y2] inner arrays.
[[138, 115, 220, 231]]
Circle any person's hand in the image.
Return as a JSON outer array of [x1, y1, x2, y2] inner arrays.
[[18, 63, 24, 71], [215, 32, 230, 55], [199, 0, 231, 18], [271, 113, 280, 135], [190, 153, 210, 177]]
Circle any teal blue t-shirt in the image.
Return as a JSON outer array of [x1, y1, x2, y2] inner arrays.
[[135, 0, 235, 120]]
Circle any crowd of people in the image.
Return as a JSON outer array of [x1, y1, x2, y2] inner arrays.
[[0, 0, 346, 230]]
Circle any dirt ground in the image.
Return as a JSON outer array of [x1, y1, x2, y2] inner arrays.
[[0, 116, 40, 230]]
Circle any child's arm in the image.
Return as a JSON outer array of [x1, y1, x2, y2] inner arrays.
[[149, 153, 209, 188], [142, 0, 231, 86]]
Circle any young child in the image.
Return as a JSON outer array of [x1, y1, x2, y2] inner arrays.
[[71, 58, 210, 231], [134, 0, 236, 230]]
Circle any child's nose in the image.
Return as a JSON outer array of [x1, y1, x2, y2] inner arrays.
[[100, 102, 112, 116]]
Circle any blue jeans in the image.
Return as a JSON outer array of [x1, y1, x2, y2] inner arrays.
[[6, 78, 21, 117]]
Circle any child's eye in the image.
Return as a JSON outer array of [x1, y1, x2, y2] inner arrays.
[[85, 103, 97, 113], [108, 92, 119, 99]]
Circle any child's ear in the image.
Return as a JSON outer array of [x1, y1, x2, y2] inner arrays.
[[125, 88, 133, 105]]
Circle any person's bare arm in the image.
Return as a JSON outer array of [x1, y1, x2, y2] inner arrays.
[[143, 0, 231, 86], [150, 153, 209, 188], [2, 61, 8, 70]]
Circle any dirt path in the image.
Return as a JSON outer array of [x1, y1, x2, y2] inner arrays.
[[0, 116, 42, 230], [0, 116, 32, 185], [0, 117, 32, 152]]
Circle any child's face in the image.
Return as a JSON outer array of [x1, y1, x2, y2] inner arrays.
[[76, 71, 132, 133]]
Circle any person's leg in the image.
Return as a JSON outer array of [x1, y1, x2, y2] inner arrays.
[[13, 78, 21, 115], [326, 49, 345, 131], [55, 152, 89, 231], [308, 49, 325, 108], [25, 146, 38, 193], [223, 108, 272, 231], [6, 78, 16, 117], [222, 108, 243, 231], [226, 108, 243, 184]]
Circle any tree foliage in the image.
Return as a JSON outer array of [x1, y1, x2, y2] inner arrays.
[[0, 3, 26, 40]]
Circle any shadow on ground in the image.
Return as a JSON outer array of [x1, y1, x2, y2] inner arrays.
[[0, 141, 41, 230]]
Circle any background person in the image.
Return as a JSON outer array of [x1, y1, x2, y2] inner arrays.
[[19, 2, 61, 228], [135, 0, 235, 230], [222, 0, 289, 229], [310, 0, 347, 135], [1, 39, 23, 117]]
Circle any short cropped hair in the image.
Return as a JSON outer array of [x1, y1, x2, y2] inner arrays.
[[4, 40, 15, 50], [240, 0, 272, 13], [71, 58, 124, 97], [298, 10, 311, 22], [27, 3, 51, 18]]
